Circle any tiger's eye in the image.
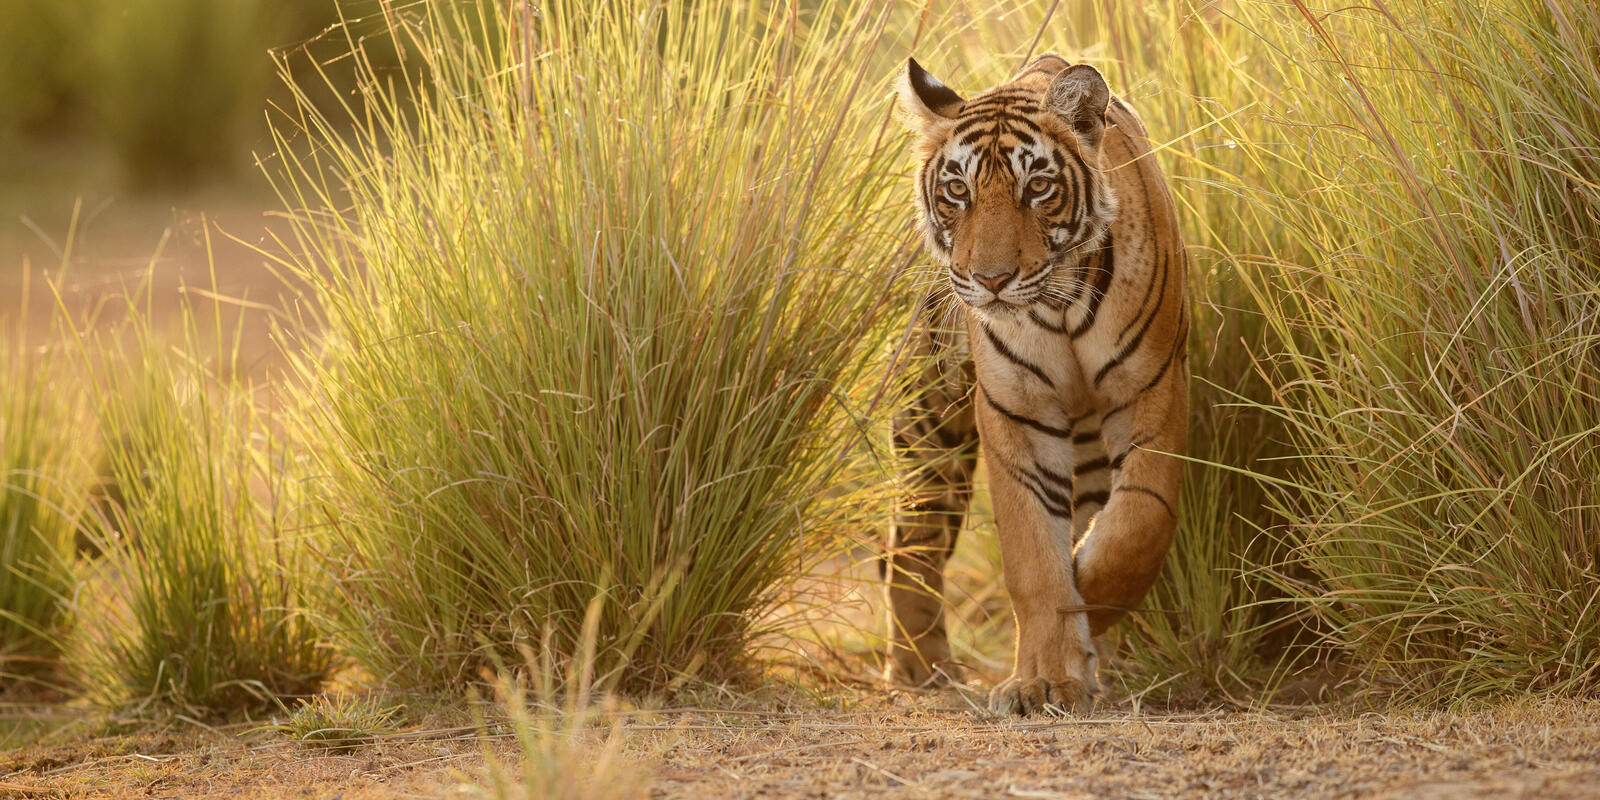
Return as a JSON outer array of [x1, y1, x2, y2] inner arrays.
[[1026, 176, 1052, 196], [944, 179, 969, 198]]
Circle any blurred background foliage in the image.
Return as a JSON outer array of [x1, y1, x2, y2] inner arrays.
[[0, 0, 397, 188]]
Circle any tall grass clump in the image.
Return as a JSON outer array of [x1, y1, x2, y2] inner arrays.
[[273, 0, 916, 693], [0, 329, 90, 685], [71, 284, 330, 713], [1070, 0, 1600, 702], [1224, 0, 1600, 703]]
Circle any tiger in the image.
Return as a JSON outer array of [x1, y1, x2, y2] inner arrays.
[[883, 54, 1189, 715]]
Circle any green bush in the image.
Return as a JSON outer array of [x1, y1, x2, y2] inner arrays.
[[78, 0, 281, 186], [273, 0, 914, 693]]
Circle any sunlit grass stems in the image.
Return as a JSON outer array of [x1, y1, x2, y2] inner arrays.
[[1086, 0, 1600, 703], [70, 275, 330, 713], [271, 0, 916, 694], [0, 327, 90, 686], [1228, 0, 1600, 704]]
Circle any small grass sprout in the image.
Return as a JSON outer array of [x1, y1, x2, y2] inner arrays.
[[280, 694, 405, 751]]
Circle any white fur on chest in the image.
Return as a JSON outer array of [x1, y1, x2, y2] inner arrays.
[[967, 309, 1090, 421]]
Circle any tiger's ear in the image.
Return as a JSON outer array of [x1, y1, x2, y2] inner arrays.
[[899, 58, 963, 130], [1044, 64, 1110, 147]]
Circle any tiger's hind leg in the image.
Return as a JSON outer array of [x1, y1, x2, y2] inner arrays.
[[883, 304, 977, 687]]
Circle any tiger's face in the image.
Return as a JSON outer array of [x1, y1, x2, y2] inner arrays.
[[901, 57, 1118, 313]]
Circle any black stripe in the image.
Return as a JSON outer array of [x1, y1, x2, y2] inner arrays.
[[1028, 308, 1069, 334], [953, 130, 992, 149], [1074, 455, 1109, 475], [1068, 237, 1116, 339], [979, 385, 1073, 438], [958, 92, 1038, 114], [952, 110, 1040, 138], [1072, 430, 1099, 445], [980, 148, 1021, 182], [1128, 308, 1188, 399], [1064, 149, 1094, 229], [1093, 247, 1168, 386], [1115, 236, 1166, 344], [1059, 152, 1083, 226], [1036, 462, 1074, 489], [1109, 432, 1158, 472], [1074, 489, 1110, 509], [1023, 471, 1075, 518], [1012, 268, 1052, 292], [993, 458, 1073, 519], [1044, 187, 1069, 216], [921, 159, 940, 223], [1119, 485, 1177, 518]]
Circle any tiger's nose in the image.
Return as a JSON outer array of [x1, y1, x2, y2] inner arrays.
[[974, 270, 1015, 293]]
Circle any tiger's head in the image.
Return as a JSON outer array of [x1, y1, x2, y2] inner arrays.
[[900, 55, 1119, 313]]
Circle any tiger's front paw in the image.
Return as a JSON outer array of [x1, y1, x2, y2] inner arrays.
[[988, 621, 1098, 715], [988, 673, 1095, 715]]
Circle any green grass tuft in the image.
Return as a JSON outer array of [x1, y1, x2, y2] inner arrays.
[[66, 267, 332, 714], [0, 329, 90, 686], [279, 694, 404, 751]]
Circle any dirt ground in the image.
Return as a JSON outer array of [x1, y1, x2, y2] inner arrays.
[[4, 693, 1599, 799]]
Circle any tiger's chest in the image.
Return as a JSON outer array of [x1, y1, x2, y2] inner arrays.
[[967, 308, 1092, 423]]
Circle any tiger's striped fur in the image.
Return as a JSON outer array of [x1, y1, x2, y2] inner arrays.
[[885, 54, 1188, 714]]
